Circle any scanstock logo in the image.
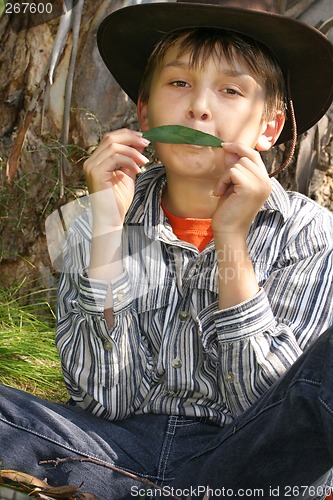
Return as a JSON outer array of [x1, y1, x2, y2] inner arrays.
[[2, 0, 81, 32]]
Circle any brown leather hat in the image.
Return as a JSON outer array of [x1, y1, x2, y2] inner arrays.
[[97, 0, 333, 145]]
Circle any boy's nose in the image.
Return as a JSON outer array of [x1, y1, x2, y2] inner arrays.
[[187, 90, 212, 121], [188, 110, 209, 121]]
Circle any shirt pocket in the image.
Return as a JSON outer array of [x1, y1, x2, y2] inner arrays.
[[134, 284, 172, 314]]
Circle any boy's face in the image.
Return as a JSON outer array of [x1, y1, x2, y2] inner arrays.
[[138, 42, 283, 180]]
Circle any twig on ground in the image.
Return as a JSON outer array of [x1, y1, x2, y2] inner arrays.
[[39, 457, 181, 500]]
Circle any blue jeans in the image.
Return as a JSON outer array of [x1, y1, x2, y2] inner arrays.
[[0, 327, 333, 499]]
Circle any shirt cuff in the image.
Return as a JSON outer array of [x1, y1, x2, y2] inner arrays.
[[77, 271, 133, 316], [110, 270, 133, 314], [214, 288, 276, 342], [78, 273, 109, 315]]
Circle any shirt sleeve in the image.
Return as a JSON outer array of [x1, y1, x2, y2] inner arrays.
[[199, 202, 333, 416], [56, 216, 154, 420]]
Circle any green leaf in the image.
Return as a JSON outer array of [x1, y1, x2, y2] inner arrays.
[[143, 125, 223, 147]]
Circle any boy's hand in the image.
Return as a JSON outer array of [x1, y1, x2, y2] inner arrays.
[[83, 129, 150, 227], [211, 142, 272, 237]]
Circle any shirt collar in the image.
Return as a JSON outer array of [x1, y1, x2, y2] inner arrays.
[[126, 165, 291, 234], [125, 165, 167, 240], [263, 177, 291, 222]]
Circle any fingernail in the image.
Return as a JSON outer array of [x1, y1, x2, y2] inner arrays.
[[141, 155, 150, 164]]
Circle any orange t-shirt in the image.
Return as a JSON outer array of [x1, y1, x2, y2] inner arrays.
[[161, 199, 213, 252]]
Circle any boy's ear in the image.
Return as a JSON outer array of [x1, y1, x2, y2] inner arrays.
[[137, 97, 150, 132], [255, 113, 286, 152]]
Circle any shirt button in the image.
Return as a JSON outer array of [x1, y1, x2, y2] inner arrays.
[[104, 341, 113, 351], [226, 372, 234, 383], [179, 311, 190, 321], [116, 290, 125, 302], [171, 358, 183, 369]]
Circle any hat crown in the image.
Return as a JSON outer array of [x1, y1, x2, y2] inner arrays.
[[176, 0, 282, 14]]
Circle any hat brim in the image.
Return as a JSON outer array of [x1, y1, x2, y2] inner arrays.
[[97, 3, 333, 145]]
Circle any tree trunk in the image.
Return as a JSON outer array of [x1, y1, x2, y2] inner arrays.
[[0, 0, 137, 303]]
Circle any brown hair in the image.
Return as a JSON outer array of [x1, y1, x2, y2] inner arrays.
[[138, 28, 286, 120]]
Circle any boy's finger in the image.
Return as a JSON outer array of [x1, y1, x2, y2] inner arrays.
[[86, 129, 150, 165], [85, 143, 149, 171], [102, 128, 150, 149], [222, 142, 268, 175]]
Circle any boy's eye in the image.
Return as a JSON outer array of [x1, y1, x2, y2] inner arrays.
[[223, 88, 240, 95], [171, 80, 189, 88]]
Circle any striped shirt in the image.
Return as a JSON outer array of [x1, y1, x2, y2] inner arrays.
[[56, 164, 333, 426]]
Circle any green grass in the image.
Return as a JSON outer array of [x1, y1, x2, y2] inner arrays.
[[0, 282, 68, 402]]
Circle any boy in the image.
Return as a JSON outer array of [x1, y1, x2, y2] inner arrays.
[[1, 1, 333, 499]]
